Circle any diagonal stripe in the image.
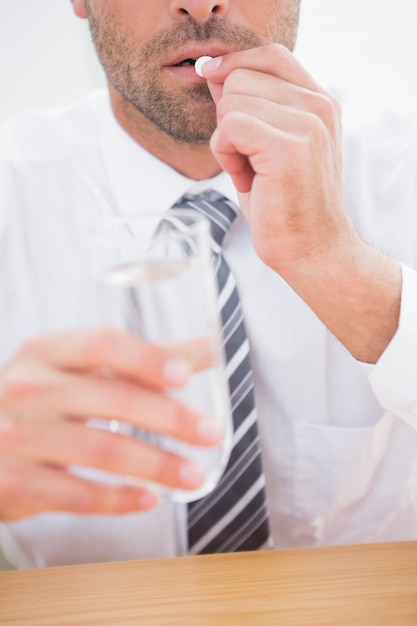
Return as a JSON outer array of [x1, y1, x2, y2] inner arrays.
[[217, 273, 235, 314], [230, 377, 254, 418], [197, 491, 270, 554], [216, 500, 270, 553], [222, 306, 243, 343], [220, 283, 240, 319], [231, 407, 257, 446], [224, 321, 247, 365], [224, 339, 250, 380], [188, 436, 262, 528], [189, 476, 266, 555], [229, 355, 252, 398], [222, 305, 243, 340]]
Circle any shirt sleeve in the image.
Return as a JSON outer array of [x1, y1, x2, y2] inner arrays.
[[361, 263, 417, 428]]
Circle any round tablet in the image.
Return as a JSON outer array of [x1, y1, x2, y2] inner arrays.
[[195, 56, 213, 78]]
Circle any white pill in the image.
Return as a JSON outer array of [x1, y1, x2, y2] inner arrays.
[[195, 56, 213, 78]]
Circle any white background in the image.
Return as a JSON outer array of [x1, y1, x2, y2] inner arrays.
[[0, 0, 416, 571], [1, 0, 417, 123]]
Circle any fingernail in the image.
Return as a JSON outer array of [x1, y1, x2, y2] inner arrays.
[[179, 462, 205, 489], [202, 56, 222, 74], [163, 358, 192, 386], [197, 418, 223, 444]]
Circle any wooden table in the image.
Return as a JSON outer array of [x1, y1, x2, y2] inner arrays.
[[0, 541, 416, 625]]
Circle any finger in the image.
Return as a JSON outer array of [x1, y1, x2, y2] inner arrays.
[[211, 113, 290, 193], [211, 97, 334, 195], [218, 70, 339, 129], [1, 368, 223, 446], [203, 44, 325, 94], [17, 328, 192, 389], [217, 94, 324, 136], [211, 125, 255, 193], [163, 335, 218, 373], [10, 419, 207, 492], [0, 458, 159, 521]]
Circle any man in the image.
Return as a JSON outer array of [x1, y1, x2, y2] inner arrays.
[[1, 0, 417, 568]]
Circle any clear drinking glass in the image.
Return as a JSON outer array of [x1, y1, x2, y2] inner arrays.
[[90, 209, 233, 502]]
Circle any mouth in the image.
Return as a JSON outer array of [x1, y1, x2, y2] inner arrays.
[[167, 47, 228, 70], [165, 56, 207, 82], [173, 58, 198, 68], [164, 47, 225, 83]]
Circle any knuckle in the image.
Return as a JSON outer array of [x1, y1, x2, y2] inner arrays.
[[15, 336, 46, 359], [307, 91, 338, 127], [223, 68, 249, 95], [217, 110, 246, 136], [216, 96, 233, 120], [0, 374, 44, 408], [267, 42, 289, 58], [315, 95, 334, 123], [306, 112, 327, 139], [217, 95, 247, 122], [330, 94, 342, 118], [0, 342, 41, 404]]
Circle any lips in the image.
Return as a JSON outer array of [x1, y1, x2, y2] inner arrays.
[[167, 47, 229, 68]]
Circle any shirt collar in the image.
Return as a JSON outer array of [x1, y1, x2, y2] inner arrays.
[[100, 93, 239, 217]]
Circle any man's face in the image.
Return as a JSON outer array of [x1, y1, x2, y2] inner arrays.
[[83, 0, 301, 143]]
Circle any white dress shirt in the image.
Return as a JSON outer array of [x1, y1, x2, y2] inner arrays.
[[1, 90, 417, 568]]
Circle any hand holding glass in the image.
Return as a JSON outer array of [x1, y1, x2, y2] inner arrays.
[[90, 209, 233, 502]]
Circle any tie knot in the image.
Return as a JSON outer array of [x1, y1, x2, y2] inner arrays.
[[172, 190, 237, 248]]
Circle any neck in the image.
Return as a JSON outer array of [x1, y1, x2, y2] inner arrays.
[[109, 86, 223, 181]]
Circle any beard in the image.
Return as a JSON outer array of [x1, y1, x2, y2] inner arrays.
[[85, 6, 299, 144]]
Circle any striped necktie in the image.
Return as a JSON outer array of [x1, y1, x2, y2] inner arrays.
[[172, 190, 271, 554]]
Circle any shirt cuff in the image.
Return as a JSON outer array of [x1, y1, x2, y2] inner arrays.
[[362, 263, 417, 429]]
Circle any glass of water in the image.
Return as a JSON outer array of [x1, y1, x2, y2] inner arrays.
[[90, 209, 233, 502]]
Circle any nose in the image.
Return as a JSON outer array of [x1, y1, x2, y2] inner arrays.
[[169, 0, 229, 22]]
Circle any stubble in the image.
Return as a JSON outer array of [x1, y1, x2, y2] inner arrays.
[[85, 2, 300, 144]]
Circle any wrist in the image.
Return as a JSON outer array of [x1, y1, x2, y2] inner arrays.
[[276, 235, 402, 363]]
